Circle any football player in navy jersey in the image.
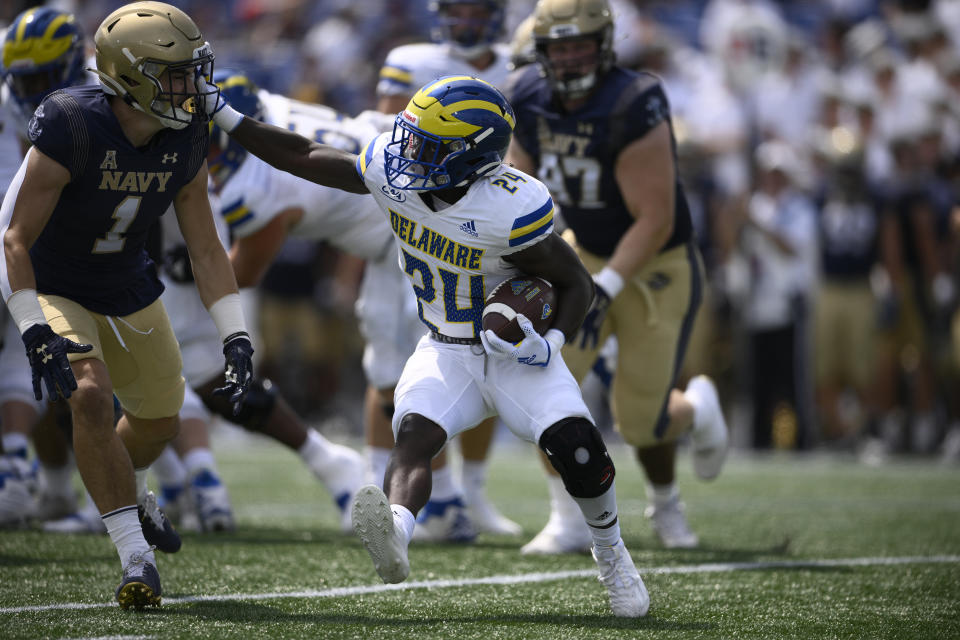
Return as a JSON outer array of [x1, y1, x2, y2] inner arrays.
[[504, 0, 730, 552], [0, 2, 252, 609]]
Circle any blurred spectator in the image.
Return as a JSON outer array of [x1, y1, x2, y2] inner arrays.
[[738, 141, 818, 450]]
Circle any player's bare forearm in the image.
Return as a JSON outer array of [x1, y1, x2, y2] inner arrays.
[[231, 117, 369, 194], [2, 236, 37, 295], [505, 233, 592, 342]]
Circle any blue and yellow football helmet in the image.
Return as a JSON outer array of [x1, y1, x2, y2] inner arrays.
[[1, 7, 86, 116], [430, 0, 506, 57], [385, 75, 515, 192], [208, 69, 264, 184]]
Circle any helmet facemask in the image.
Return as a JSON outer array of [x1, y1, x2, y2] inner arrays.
[[536, 34, 611, 101], [430, 1, 505, 59], [385, 115, 471, 190], [107, 43, 218, 130]]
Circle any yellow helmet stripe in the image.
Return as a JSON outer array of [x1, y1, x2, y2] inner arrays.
[[406, 99, 480, 137], [13, 8, 38, 43], [35, 13, 74, 65], [418, 74, 477, 96], [217, 75, 255, 92], [379, 66, 412, 84]]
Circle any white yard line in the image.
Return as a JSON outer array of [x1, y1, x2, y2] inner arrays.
[[2, 554, 957, 615]]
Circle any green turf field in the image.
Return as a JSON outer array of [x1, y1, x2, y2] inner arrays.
[[2, 433, 959, 640]]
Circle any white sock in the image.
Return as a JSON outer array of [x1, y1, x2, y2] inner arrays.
[[150, 447, 186, 489], [182, 447, 218, 476], [429, 466, 459, 502], [571, 482, 621, 547], [134, 468, 149, 504], [461, 460, 487, 505], [391, 504, 416, 544], [102, 505, 154, 568], [684, 385, 704, 432], [547, 474, 583, 521], [39, 461, 75, 498], [299, 429, 333, 466], [2, 432, 29, 456], [646, 482, 679, 507], [366, 446, 391, 488]]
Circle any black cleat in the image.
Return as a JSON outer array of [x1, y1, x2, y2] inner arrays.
[[115, 549, 162, 610], [139, 491, 182, 553]]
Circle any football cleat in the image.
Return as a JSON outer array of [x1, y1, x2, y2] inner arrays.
[[465, 494, 522, 536], [139, 491, 182, 553], [352, 485, 410, 584], [0, 470, 32, 529], [521, 511, 592, 555], [592, 539, 650, 617], [33, 491, 78, 522], [304, 440, 366, 534], [159, 484, 200, 533], [411, 496, 477, 543], [188, 469, 235, 533], [645, 496, 698, 549], [687, 375, 729, 481], [115, 548, 162, 610], [43, 504, 106, 534]]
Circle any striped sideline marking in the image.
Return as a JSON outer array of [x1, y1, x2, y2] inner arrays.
[[3, 554, 958, 615]]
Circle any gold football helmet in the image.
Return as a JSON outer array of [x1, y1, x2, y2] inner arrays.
[[92, 1, 217, 129], [531, 0, 615, 99]]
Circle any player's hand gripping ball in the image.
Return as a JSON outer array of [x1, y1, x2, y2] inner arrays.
[[482, 277, 556, 343]]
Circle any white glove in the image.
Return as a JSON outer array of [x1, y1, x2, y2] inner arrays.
[[481, 314, 565, 367], [204, 80, 244, 132]]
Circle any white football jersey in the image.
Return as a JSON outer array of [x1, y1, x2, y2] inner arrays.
[[219, 91, 393, 261], [0, 89, 24, 200], [377, 42, 512, 98], [356, 132, 556, 340]]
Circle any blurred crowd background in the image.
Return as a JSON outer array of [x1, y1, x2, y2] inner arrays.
[[3, 0, 959, 460]]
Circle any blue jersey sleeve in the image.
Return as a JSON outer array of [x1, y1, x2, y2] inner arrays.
[[27, 90, 89, 179]]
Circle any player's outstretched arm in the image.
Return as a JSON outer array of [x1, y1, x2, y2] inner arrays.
[[1, 148, 93, 400], [212, 104, 368, 195], [504, 232, 593, 342]]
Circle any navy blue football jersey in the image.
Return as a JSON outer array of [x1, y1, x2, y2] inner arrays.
[[27, 85, 208, 316], [505, 65, 693, 258]]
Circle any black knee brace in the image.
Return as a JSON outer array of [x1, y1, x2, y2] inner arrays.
[[539, 418, 615, 498], [205, 378, 277, 432]]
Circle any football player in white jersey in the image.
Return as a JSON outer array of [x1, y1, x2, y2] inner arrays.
[[0, 6, 96, 527], [210, 75, 649, 617], [376, 0, 520, 540]]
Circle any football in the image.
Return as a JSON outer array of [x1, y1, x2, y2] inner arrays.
[[482, 276, 556, 343]]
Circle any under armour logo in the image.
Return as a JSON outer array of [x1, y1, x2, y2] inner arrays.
[[36, 344, 52, 364], [224, 365, 237, 384], [161, 153, 179, 164]]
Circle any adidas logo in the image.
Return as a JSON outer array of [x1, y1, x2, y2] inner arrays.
[[459, 220, 479, 237]]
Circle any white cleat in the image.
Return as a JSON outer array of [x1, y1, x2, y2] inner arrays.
[[43, 507, 106, 534], [33, 492, 78, 522], [687, 375, 729, 481], [466, 494, 522, 536], [188, 470, 235, 533], [352, 485, 409, 584], [592, 539, 650, 617], [0, 471, 33, 529], [645, 496, 699, 549], [410, 496, 477, 543], [521, 511, 592, 555]]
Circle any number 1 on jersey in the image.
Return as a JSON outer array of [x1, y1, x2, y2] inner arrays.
[[93, 195, 141, 254]]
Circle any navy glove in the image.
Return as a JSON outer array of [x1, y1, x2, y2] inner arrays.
[[576, 284, 611, 350], [21, 324, 93, 401], [213, 332, 254, 414]]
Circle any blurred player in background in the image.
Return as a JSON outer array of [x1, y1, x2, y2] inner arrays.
[[374, 0, 520, 541], [0, 6, 97, 527], [0, 2, 253, 608], [210, 73, 650, 618], [505, 0, 729, 552]]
